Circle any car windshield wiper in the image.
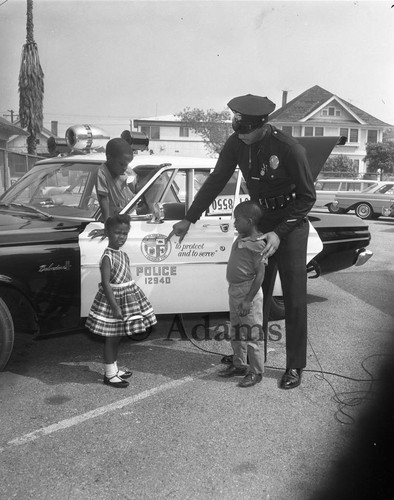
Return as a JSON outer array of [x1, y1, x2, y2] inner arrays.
[[9, 203, 53, 220]]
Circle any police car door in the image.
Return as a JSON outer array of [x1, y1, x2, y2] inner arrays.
[[124, 165, 245, 314], [80, 165, 243, 316]]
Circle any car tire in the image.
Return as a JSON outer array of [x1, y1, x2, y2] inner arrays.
[[269, 296, 285, 321], [328, 203, 345, 214], [0, 298, 15, 371], [355, 203, 373, 219]]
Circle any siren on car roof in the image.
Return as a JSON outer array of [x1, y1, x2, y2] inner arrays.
[[47, 125, 149, 156]]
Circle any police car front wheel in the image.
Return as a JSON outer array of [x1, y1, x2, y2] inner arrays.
[[0, 298, 14, 371]]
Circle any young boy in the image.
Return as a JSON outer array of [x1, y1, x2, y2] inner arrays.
[[219, 200, 267, 387], [96, 138, 134, 221]]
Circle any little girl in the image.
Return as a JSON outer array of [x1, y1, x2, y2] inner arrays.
[[86, 213, 157, 388]]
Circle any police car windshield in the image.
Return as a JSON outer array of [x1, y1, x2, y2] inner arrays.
[[0, 162, 100, 220]]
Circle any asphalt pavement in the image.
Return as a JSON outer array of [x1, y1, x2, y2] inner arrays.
[[1, 217, 394, 500]]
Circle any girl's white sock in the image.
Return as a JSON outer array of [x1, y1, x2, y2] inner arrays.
[[114, 361, 125, 377], [105, 363, 117, 379]]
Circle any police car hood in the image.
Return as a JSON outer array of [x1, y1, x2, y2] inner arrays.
[[297, 136, 346, 180], [0, 209, 81, 246]]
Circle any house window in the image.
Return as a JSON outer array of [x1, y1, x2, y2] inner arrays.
[[322, 107, 340, 117], [305, 126, 313, 137], [141, 126, 150, 138], [305, 126, 323, 137], [180, 126, 189, 137], [349, 129, 358, 143], [315, 127, 324, 136], [140, 126, 160, 140], [339, 128, 359, 143], [367, 130, 378, 143], [282, 126, 292, 136], [340, 128, 348, 138], [151, 126, 160, 140]]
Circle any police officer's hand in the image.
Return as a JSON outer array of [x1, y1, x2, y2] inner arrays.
[[167, 219, 191, 243], [261, 231, 280, 258]]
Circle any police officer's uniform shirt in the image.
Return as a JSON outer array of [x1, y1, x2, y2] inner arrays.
[[185, 125, 316, 239]]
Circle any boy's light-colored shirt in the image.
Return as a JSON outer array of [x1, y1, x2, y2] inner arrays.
[[96, 163, 133, 216], [226, 234, 267, 284]]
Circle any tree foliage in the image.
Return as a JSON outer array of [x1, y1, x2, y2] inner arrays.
[[18, 0, 44, 155], [322, 154, 356, 174], [364, 142, 394, 174], [176, 108, 233, 155]]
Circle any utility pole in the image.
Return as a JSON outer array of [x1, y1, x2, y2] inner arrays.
[[3, 110, 19, 123]]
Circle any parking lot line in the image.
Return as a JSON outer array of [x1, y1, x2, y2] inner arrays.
[[0, 367, 217, 453]]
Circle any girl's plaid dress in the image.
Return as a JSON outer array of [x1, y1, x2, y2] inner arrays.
[[86, 248, 157, 337]]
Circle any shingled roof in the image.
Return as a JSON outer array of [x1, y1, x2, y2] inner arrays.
[[0, 116, 29, 138], [270, 85, 392, 127]]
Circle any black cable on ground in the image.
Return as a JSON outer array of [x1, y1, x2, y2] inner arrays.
[[178, 314, 391, 424]]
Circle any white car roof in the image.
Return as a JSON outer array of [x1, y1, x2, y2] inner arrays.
[[36, 151, 217, 170]]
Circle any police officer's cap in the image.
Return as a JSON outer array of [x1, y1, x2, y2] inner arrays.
[[228, 94, 276, 133]]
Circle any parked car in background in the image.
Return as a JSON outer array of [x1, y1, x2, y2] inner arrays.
[[331, 181, 394, 219], [0, 127, 373, 370], [382, 200, 394, 218], [314, 178, 378, 213]]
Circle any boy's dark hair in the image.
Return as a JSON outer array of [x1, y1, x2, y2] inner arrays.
[[105, 213, 131, 233], [105, 138, 133, 159], [234, 200, 263, 225]]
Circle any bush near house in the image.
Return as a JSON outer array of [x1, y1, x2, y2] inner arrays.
[[364, 141, 394, 176]]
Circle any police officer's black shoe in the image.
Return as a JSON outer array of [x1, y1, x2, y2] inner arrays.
[[280, 368, 302, 389]]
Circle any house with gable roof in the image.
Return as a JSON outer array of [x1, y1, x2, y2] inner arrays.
[[269, 85, 392, 174], [7, 119, 59, 156], [133, 85, 392, 174]]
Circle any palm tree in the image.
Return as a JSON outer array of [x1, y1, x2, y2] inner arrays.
[[18, 0, 44, 155]]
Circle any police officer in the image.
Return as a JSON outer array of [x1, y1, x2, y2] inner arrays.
[[170, 94, 316, 389]]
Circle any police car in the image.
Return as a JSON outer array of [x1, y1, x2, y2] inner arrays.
[[0, 126, 373, 370]]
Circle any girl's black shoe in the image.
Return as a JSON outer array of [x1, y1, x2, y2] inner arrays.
[[104, 375, 129, 388]]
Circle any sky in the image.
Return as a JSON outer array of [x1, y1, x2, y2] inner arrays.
[[1, 0, 393, 140]]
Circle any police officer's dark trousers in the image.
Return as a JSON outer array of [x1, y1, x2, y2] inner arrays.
[[261, 218, 309, 369]]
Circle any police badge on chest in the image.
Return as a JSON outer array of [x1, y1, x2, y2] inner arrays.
[[258, 151, 280, 177], [269, 155, 279, 171]]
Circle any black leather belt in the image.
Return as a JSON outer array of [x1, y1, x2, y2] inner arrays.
[[259, 192, 295, 211]]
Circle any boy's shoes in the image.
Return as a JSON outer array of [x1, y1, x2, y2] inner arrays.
[[118, 370, 133, 380], [280, 368, 302, 389], [238, 373, 262, 388], [218, 365, 247, 378], [104, 375, 129, 388]]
